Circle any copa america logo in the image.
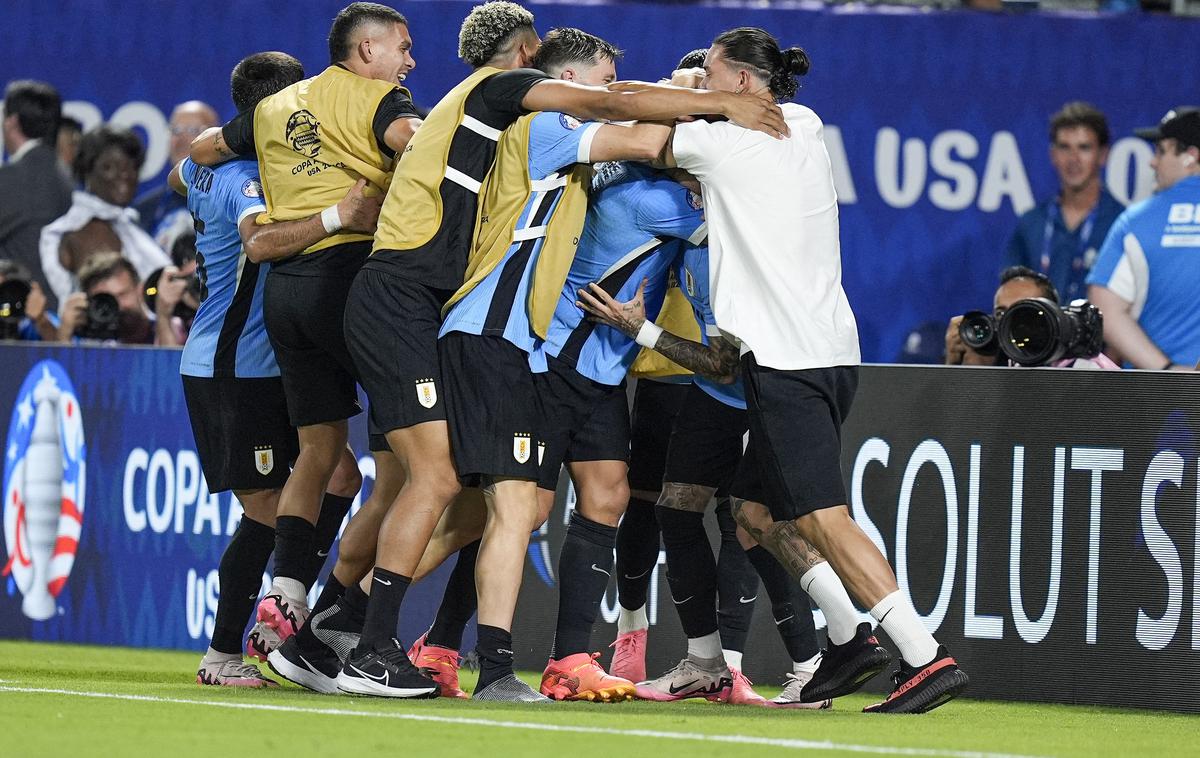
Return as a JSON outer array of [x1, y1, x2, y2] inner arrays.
[[2, 361, 86, 620]]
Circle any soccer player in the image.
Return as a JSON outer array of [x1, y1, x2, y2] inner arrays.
[[585, 27, 970, 714], [189, 2, 423, 655], [173, 51, 380, 686], [337, 0, 788, 700]]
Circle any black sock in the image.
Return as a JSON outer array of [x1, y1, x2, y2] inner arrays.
[[210, 516, 275, 655], [715, 499, 756, 654], [342, 582, 369, 628], [273, 515, 315, 584], [296, 493, 354, 589], [745, 545, 820, 662], [656, 505, 718, 639], [551, 512, 617, 659], [358, 568, 410, 649], [615, 496, 659, 610], [311, 574, 345, 617], [427, 540, 479, 650], [475, 623, 514, 690]]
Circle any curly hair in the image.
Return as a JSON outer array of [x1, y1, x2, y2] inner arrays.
[[458, 2, 536, 68], [72, 125, 144, 184]]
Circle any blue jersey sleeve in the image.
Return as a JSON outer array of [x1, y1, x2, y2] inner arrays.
[[528, 112, 602, 178], [635, 180, 706, 244], [180, 157, 197, 189], [222, 162, 267, 227]]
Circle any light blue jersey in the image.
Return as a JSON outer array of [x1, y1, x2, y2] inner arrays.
[[439, 112, 602, 351], [1086, 176, 1200, 366], [531, 163, 707, 385], [178, 157, 276, 378], [677, 246, 746, 410]]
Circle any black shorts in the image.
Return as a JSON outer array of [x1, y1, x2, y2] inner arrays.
[[263, 250, 367, 427], [738, 355, 857, 520], [662, 382, 759, 500], [440, 331, 541, 486], [534, 355, 630, 491], [628, 379, 690, 493], [182, 375, 299, 492], [345, 268, 454, 434]]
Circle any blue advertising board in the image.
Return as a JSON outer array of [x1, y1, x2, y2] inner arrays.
[[3, 1, 1198, 361]]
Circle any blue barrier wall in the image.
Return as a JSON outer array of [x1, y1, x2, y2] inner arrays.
[[4, 1, 1199, 360]]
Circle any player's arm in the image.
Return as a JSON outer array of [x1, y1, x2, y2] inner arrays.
[[586, 121, 675, 164], [241, 178, 382, 263], [167, 160, 187, 197], [521, 79, 787, 140], [191, 110, 255, 166], [577, 278, 739, 384], [1085, 284, 1182, 369], [382, 116, 422, 156]]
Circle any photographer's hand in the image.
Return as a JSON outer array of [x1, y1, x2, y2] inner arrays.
[[57, 292, 86, 342], [25, 283, 57, 342], [945, 315, 994, 366], [154, 267, 186, 347]]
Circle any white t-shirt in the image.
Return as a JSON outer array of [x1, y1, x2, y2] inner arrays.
[[673, 102, 860, 371]]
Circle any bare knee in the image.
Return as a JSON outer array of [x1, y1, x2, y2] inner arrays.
[[656, 481, 713, 513], [577, 477, 629, 527], [325, 448, 363, 498], [730, 498, 773, 535]]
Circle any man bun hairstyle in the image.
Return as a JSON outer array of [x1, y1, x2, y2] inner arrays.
[[530, 28, 622, 77], [230, 52, 306, 113], [3, 80, 62, 141], [72, 124, 144, 184], [328, 2, 408, 64], [712, 27, 809, 102], [1049, 101, 1110, 147], [458, 1, 536, 68], [677, 48, 708, 71]]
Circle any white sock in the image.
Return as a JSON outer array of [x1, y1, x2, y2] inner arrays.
[[870, 590, 939, 666], [687, 631, 723, 661], [617, 604, 648, 635], [722, 648, 743, 671], [203, 647, 239, 664], [272, 577, 307, 605], [793, 652, 821, 675], [800, 562, 858, 645]]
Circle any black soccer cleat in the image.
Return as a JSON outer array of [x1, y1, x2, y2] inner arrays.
[[863, 646, 969, 714], [267, 601, 363, 694], [799, 622, 892, 703], [336, 637, 440, 698]]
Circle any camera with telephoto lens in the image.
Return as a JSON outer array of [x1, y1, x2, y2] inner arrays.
[[78, 292, 121, 340], [959, 298, 1104, 367], [143, 266, 200, 321], [0, 279, 31, 340]]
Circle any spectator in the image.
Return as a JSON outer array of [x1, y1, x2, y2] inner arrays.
[[0, 80, 74, 308], [1087, 107, 1200, 370], [133, 101, 219, 252], [946, 265, 1117, 368], [1006, 102, 1124, 303], [58, 252, 184, 346], [56, 115, 82, 180], [39, 124, 170, 305], [0, 259, 59, 341]]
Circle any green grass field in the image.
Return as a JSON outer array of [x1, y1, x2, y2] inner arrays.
[[0, 641, 1194, 758]]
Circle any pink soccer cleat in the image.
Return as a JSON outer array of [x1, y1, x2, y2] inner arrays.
[[408, 633, 469, 699], [609, 628, 648, 684]]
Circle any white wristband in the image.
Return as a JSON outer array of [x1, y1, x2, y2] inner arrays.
[[320, 204, 343, 234], [635, 321, 664, 349]]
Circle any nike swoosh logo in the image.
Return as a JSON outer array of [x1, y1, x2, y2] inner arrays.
[[375, 577, 392, 586], [317, 550, 330, 557], [248, 594, 259, 600], [623, 568, 651, 580], [775, 614, 795, 626], [591, 564, 611, 576], [671, 595, 694, 605], [668, 679, 699, 694], [350, 664, 389, 685], [738, 595, 756, 604], [498, 648, 514, 655]]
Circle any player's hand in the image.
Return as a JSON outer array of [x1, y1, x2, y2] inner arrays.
[[58, 292, 87, 341], [670, 67, 705, 89], [155, 266, 187, 316], [576, 279, 648, 338], [338, 178, 383, 234], [722, 91, 789, 139], [25, 282, 47, 322]]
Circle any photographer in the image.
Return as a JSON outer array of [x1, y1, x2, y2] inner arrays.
[[58, 252, 183, 346], [0, 259, 59, 341], [946, 265, 1117, 369]]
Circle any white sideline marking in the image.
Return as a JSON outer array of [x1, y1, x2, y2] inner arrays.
[[0, 685, 1047, 758]]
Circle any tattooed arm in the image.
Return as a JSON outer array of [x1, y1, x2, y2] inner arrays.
[[576, 279, 740, 384]]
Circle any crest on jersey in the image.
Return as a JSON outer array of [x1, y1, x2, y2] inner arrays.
[[241, 179, 263, 198], [254, 446, 274, 475], [285, 109, 322, 158], [415, 379, 438, 409], [559, 114, 582, 131], [687, 190, 704, 210], [513, 433, 532, 464]]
